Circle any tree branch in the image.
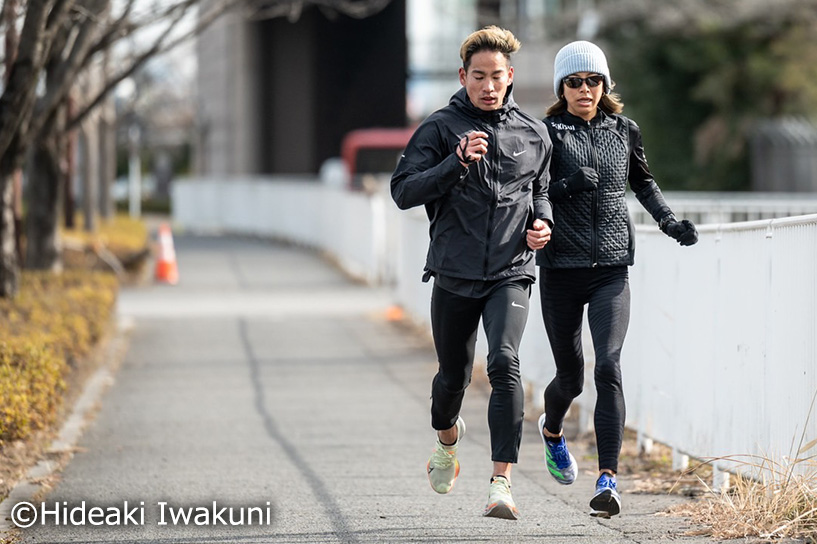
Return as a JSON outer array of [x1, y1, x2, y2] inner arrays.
[[68, 0, 241, 130], [85, 0, 138, 58], [3, 0, 20, 71], [28, 0, 109, 140], [0, 0, 57, 160], [242, 0, 392, 21]]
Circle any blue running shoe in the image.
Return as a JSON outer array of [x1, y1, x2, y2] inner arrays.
[[538, 413, 578, 485], [590, 473, 621, 518]]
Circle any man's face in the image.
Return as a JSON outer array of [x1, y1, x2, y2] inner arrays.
[[459, 50, 514, 111]]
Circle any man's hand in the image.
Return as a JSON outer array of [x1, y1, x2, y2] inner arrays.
[[456, 131, 490, 167], [527, 219, 551, 250]]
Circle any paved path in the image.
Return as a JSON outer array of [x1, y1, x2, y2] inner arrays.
[[14, 234, 725, 543]]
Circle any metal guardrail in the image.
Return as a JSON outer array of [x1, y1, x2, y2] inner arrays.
[[622, 213, 817, 486], [628, 191, 817, 225]]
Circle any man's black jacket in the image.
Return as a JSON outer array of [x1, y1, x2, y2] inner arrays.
[[391, 86, 553, 282]]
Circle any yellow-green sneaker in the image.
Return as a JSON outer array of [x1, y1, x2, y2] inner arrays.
[[483, 476, 519, 520], [426, 417, 466, 494]]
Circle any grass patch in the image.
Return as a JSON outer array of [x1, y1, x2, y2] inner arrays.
[[0, 271, 118, 443], [1, 214, 146, 501], [61, 214, 150, 277], [115, 197, 171, 216]]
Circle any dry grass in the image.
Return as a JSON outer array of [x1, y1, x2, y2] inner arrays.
[[672, 461, 817, 541], [670, 394, 817, 542]]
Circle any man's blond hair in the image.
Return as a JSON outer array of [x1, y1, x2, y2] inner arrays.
[[459, 26, 521, 71]]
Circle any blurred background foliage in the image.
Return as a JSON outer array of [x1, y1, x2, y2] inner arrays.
[[558, 1, 817, 190]]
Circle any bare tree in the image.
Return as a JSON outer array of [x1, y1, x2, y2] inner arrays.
[[2, 0, 24, 267], [0, 0, 241, 293], [242, 0, 391, 20], [0, 0, 394, 296]]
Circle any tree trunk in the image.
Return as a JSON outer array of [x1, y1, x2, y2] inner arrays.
[[64, 94, 77, 229], [98, 109, 116, 220], [0, 156, 20, 297], [13, 169, 24, 264], [4, 0, 25, 268], [25, 107, 65, 271], [82, 119, 99, 232], [98, 49, 115, 221]]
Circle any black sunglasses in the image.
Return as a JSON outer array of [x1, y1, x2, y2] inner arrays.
[[562, 75, 604, 89]]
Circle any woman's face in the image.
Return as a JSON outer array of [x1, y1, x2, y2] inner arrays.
[[562, 71, 604, 121]]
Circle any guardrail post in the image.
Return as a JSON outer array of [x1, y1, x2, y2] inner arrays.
[[672, 447, 689, 471], [712, 464, 731, 493]]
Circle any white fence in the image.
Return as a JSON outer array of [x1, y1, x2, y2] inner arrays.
[[626, 215, 817, 480], [173, 176, 817, 482], [172, 176, 391, 285]]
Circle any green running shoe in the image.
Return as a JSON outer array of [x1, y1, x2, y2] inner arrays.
[[426, 417, 466, 494], [539, 413, 578, 485]]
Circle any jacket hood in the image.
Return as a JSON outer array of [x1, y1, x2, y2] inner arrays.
[[450, 84, 518, 123]]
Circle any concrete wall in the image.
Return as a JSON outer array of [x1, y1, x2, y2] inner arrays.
[[196, 2, 407, 176], [196, 11, 259, 176]]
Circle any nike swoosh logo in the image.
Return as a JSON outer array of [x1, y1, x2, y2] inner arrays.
[[513, 150, 526, 157], [511, 301, 525, 309]]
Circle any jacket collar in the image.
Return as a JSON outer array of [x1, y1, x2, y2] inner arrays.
[[556, 109, 615, 128], [450, 84, 518, 123]]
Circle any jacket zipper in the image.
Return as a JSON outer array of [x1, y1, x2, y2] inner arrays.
[[589, 121, 600, 267], [483, 125, 498, 280]]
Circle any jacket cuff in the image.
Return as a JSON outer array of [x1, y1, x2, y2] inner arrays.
[[634, 181, 672, 223], [535, 200, 554, 226], [658, 213, 677, 232], [435, 153, 469, 193]]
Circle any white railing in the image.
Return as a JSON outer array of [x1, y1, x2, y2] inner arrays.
[[173, 176, 389, 285], [628, 191, 817, 225], [173, 176, 817, 483], [623, 215, 817, 480]]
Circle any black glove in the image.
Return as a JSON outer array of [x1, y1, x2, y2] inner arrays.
[[551, 166, 599, 201], [660, 215, 698, 246]]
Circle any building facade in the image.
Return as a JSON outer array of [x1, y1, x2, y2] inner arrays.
[[194, 0, 584, 177], [195, 0, 408, 176]]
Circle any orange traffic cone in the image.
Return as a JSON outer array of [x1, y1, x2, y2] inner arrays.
[[154, 223, 179, 285]]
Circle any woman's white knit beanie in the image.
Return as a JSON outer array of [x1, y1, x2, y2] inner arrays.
[[553, 40, 611, 96]]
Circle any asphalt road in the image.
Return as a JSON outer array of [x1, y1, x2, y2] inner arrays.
[[12, 233, 731, 543]]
